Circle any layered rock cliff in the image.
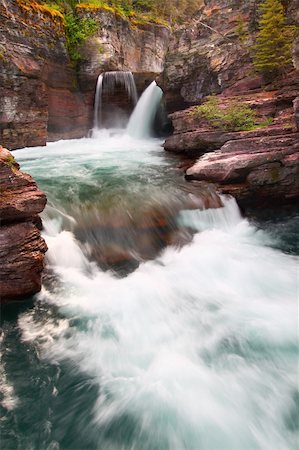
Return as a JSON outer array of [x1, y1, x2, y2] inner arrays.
[[161, 0, 299, 207], [0, 146, 47, 302], [0, 0, 170, 149]]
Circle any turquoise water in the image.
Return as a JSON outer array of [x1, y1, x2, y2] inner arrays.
[[1, 133, 298, 450]]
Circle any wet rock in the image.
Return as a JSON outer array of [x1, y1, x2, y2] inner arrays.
[[72, 182, 222, 272], [0, 146, 47, 302], [0, 150, 47, 222], [0, 222, 47, 301]]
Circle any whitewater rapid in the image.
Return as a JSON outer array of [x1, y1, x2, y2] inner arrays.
[[4, 134, 298, 450]]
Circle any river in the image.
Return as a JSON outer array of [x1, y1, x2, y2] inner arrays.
[[1, 129, 298, 450]]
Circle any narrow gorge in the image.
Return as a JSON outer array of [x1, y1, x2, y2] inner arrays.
[[0, 1, 298, 450]]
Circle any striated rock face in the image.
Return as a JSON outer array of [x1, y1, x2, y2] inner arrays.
[[0, 146, 47, 302], [0, 222, 47, 301], [165, 74, 299, 153], [159, 0, 299, 113], [186, 134, 299, 207], [78, 8, 170, 92], [164, 70, 299, 207], [158, 0, 260, 113], [77, 8, 170, 129], [0, 1, 170, 149], [0, 149, 47, 222], [0, 0, 89, 148]]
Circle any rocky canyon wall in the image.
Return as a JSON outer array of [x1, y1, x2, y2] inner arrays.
[[161, 0, 299, 207], [159, 0, 299, 112], [0, 146, 47, 302], [0, 1, 170, 149]]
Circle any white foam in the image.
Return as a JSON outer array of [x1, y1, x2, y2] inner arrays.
[[13, 136, 299, 450]]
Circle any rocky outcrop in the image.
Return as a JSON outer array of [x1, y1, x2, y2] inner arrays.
[[0, 146, 47, 302], [160, 0, 299, 207], [178, 83, 299, 206], [0, 0, 89, 149], [0, 1, 170, 149], [77, 7, 170, 91], [159, 0, 299, 113], [158, 0, 261, 113], [164, 69, 299, 206], [186, 134, 299, 207]]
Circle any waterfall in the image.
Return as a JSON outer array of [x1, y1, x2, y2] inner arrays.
[[93, 71, 138, 130], [93, 74, 103, 129], [126, 81, 163, 139]]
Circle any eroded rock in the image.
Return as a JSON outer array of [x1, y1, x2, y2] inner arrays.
[[186, 134, 299, 207], [0, 146, 47, 302]]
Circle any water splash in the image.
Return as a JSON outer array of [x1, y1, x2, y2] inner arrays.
[[127, 81, 163, 139], [8, 137, 299, 450]]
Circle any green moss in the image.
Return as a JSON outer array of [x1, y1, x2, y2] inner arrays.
[[0, 45, 6, 60], [5, 154, 17, 168], [192, 97, 260, 132], [270, 166, 280, 182], [17, 0, 64, 22], [75, 2, 116, 14]]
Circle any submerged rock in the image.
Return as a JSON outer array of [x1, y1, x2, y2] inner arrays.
[[0, 146, 47, 302]]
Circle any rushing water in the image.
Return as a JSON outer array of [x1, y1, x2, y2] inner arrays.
[[1, 131, 298, 450], [127, 82, 163, 139], [93, 72, 138, 130]]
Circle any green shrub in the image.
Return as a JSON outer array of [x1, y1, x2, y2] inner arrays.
[[193, 97, 259, 132], [64, 13, 98, 62]]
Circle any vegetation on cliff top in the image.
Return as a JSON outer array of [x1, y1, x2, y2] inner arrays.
[[17, 0, 201, 63], [25, 0, 201, 25], [253, 0, 298, 78]]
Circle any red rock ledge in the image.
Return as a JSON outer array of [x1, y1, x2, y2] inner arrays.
[[0, 146, 47, 302]]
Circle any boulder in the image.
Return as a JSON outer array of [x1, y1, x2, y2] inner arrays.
[[0, 151, 47, 222]]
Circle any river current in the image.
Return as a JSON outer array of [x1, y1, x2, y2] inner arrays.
[[1, 132, 298, 450]]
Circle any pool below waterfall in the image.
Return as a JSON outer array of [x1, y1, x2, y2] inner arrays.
[[1, 128, 298, 450]]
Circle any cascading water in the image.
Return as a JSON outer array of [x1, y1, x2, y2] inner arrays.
[[2, 109, 298, 449], [93, 73, 103, 130], [93, 71, 138, 130], [127, 81, 163, 139]]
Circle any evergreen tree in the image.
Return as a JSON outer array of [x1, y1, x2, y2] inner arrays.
[[253, 0, 298, 78]]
